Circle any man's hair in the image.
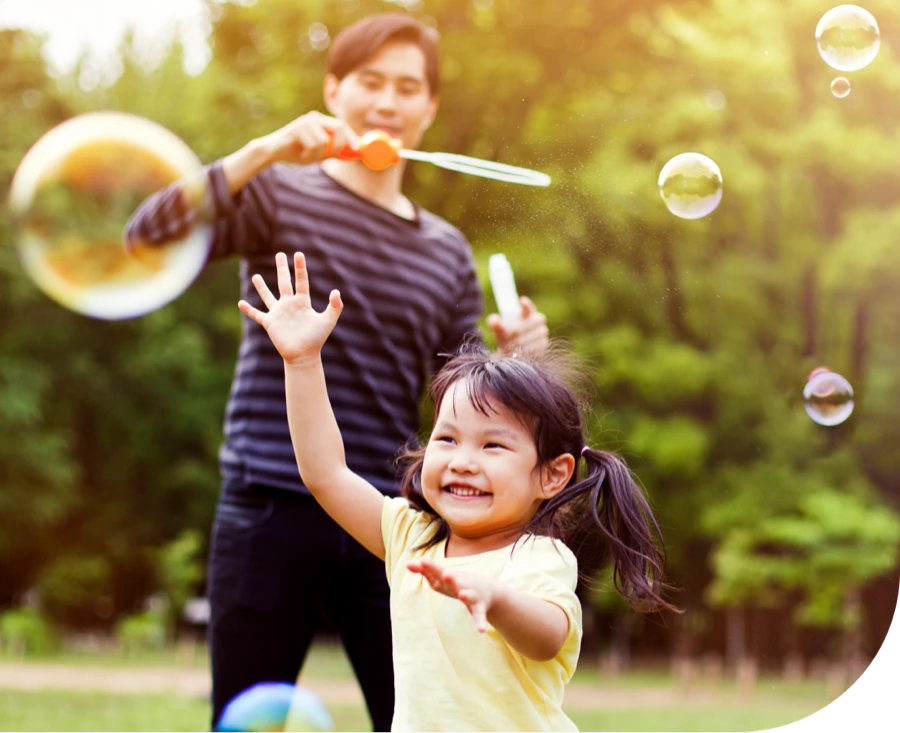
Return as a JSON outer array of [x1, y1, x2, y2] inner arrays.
[[327, 13, 441, 96]]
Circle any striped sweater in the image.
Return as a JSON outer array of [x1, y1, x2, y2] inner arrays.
[[125, 162, 483, 494]]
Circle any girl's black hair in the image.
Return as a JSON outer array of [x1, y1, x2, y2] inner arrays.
[[399, 342, 681, 615]]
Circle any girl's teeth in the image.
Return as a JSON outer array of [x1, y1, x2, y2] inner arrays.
[[449, 487, 484, 496]]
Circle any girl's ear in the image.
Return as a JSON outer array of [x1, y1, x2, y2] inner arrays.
[[539, 453, 576, 499]]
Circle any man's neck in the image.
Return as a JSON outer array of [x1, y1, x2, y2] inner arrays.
[[321, 158, 415, 220]]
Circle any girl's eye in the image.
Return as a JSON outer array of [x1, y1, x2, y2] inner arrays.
[[433, 435, 455, 444], [485, 442, 507, 450]]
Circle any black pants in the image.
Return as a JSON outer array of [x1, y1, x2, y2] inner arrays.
[[207, 476, 394, 731]]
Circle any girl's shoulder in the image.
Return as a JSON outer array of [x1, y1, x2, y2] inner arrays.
[[382, 496, 440, 571], [506, 535, 579, 582]]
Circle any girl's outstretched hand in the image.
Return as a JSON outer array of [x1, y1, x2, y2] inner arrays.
[[238, 252, 343, 366], [407, 558, 498, 632]]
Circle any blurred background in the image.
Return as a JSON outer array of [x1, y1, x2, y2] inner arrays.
[[1, 0, 899, 730]]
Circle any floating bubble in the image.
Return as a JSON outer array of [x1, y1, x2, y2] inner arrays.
[[8, 112, 209, 320], [815, 5, 880, 72], [830, 76, 851, 98], [803, 367, 854, 426], [216, 682, 334, 732], [658, 153, 723, 220], [705, 90, 726, 111]]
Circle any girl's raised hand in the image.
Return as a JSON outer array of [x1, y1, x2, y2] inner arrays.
[[238, 252, 343, 366], [407, 558, 498, 633]]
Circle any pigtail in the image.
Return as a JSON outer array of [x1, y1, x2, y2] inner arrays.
[[529, 448, 681, 615], [580, 448, 680, 614]]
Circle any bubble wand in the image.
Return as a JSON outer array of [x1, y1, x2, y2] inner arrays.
[[326, 130, 551, 187], [488, 253, 521, 325]]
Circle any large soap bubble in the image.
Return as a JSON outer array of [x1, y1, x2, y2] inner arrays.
[[8, 112, 209, 320], [658, 153, 723, 220], [216, 682, 334, 732], [815, 5, 880, 72]]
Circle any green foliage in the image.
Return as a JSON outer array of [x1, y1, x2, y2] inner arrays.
[[705, 485, 900, 626], [37, 555, 112, 626], [0, 607, 58, 655], [155, 529, 205, 639], [115, 609, 166, 656]]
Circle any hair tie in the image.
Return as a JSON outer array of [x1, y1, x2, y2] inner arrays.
[[581, 446, 590, 457]]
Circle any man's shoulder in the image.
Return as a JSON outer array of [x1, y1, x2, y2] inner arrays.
[[415, 206, 471, 250], [269, 162, 326, 191]]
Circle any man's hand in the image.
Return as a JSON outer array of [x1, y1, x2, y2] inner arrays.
[[238, 252, 343, 366], [486, 296, 549, 356], [262, 111, 360, 166], [407, 558, 500, 632]]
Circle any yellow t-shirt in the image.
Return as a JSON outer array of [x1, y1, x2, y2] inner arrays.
[[382, 496, 582, 732]]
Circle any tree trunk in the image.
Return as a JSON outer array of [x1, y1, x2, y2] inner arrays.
[[737, 656, 758, 700], [800, 267, 816, 359], [609, 613, 634, 675], [843, 585, 864, 683], [725, 606, 746, 676]]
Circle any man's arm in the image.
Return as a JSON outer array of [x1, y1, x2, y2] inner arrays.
[[222, 111, 358, 195], [124, 112, 358, 250]]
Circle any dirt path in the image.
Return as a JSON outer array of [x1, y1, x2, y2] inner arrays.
[[0, 662, 730, 709]]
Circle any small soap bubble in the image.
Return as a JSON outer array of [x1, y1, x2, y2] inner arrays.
[[658, 153, 723, 220], [830, 76, 851, 98], [216, 682, 334, 732], [308, 23, 330, 51], [705, 90, 726, 111], [815, 5, 880, 72], [8, 112, 210, 320], [803, 367, 854, 426]]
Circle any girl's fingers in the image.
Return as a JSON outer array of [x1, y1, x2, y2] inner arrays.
[[293, 252, 310, 299], [324, 289, 343, 329], [251, 273, 277, 310], [237, 300, 264, 325], [275, 252, 293, 297], [472, 602, 488, 632], [459, 592, 487, 632], [441, 573, 461, 597]]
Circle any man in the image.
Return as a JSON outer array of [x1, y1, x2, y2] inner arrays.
[[126, 13, 548, 731]]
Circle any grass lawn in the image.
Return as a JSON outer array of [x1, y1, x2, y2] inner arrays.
[[0, 687, 832, 732], [0, 642, 839, 732], [567, 705, 823, 732]]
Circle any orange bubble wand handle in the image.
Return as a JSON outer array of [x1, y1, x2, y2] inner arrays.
[[324, 130, 402, 171]]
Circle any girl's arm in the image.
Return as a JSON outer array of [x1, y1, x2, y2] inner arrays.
[[239, 252, 386, 560], [407, 559, 569, 662]]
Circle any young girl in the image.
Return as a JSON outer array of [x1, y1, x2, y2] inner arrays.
[[238, 252, 678, 732]]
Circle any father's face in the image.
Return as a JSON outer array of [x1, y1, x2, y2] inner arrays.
[[325, 40, 439, 152]]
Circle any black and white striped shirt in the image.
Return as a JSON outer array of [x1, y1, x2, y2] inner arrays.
[[126, 162, 483, 495]]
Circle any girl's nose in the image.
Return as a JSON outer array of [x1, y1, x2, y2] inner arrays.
[[448, 451, 478, 474]]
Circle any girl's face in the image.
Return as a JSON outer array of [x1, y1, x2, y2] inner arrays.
[[421, 380, 573, 550]]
